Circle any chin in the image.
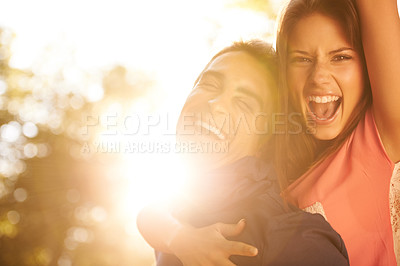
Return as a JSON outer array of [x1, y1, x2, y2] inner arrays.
[[313, 128, 341, 141]]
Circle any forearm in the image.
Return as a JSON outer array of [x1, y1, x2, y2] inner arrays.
[[136, 203, 184, 253], [137, 203, 258, 265]]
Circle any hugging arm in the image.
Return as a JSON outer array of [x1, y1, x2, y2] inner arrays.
[[356, 0, 400, 161], [136, 203, 183, 253], [136, 203, 258, 266]]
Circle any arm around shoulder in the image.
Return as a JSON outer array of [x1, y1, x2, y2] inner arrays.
[[136, 203, 183, 253], [136, 203, 258, 265]]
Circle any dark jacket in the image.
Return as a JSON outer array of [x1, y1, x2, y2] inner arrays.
[[155, 157, 349, 266]]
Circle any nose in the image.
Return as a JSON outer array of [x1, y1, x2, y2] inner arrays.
[[207, 96, 231, 133], [208, 96, 229, 115], [309, 61, 331, 86]]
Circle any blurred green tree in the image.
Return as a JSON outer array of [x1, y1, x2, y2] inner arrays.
[[0, 28, 154, 266]]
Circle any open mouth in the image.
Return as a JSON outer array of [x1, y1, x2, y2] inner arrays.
[[307, 95, 342, 121], [194, 121, 226, 140]]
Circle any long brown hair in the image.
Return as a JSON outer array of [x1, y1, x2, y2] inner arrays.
[[275, 0, 372, 188]]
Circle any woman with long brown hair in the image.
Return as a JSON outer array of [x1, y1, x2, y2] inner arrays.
[[277, 0, 400, 264]]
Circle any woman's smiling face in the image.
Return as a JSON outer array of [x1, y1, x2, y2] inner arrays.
[[176, 51, 273, 169], [287, 13, 365, 140]]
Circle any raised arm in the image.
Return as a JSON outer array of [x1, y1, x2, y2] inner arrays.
[[356, 0, 400, 161], [136, 203, 258, 265]]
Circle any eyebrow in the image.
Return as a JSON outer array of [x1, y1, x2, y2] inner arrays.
[[289, 47, 354, 55], [193, 69, 223, 87], [289, 50, 310, 55], [328, 47, 354, 55], [200, 70, 224, 81], [236, 86, 263, 109]]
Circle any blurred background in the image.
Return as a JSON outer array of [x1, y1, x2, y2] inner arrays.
[[0, 0, 283, 265]]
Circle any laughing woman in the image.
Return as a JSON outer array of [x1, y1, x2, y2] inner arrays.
[[278, 0, 400, 265]]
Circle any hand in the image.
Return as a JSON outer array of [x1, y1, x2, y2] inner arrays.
[[168, 219, 258, 266]]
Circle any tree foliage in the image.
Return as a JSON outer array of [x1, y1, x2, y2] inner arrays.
[[0, 28, 154, 266]]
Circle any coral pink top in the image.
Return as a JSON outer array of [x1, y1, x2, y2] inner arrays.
[[284, 109, 397, 266]]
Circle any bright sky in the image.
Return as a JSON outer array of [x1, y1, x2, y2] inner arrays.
[[0, 0, 276, 93], [0, 0, 280, 239], [0, 0, 282, 126]]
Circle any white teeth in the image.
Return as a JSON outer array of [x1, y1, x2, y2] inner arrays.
[[308, 95, 340, 103], [195, 121, 226, 140]]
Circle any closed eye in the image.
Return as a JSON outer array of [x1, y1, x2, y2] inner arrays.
[[235, 87, 262, 112], [196, 77, 221, 93], [237, 99, 251, 111], [197, 82, 219, 92], [235, 97, 255, 113], [196, 71, 223, 92]]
